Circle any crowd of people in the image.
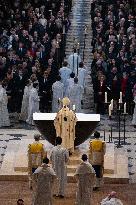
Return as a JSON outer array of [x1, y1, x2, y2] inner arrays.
[[0, 0, 88, 127], [0, 0, 72, 123], [90, 0, 136, 116]]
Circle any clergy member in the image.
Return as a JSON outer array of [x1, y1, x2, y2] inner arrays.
[[68, 77, 84, 112], [26, 82, 40, 125], [132, 83, 136, 128], [28, 134, 47, 189], [32, 157, 56, 205], [100, 191, 123, 205], [68, 48, 81, 74], [75, 154, 95, 205], [59, 61, 71, 88], [0, 81, 10, 128], [52, 76, 64, 112], [50, 137, 69, 198], [54, 97, 77, 153], [89, 131, 106, 190]]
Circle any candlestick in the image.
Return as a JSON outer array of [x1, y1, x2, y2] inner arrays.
[[73, 104, 76, 111], [120, 92, 122, 103], [111, 99, 113, 110], [109, 104, 112, 117], [124, 102, 126, 114], [105, 92, 107, 103]]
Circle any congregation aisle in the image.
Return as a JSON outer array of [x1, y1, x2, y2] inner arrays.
[[65, 0, 94, 113]]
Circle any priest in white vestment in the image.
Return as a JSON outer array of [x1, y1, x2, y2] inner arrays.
[[75, 154, 95, 205], [20, 79, 32, 121], [50, 137, 69, 198], [64, 72, 75, 96], [59, 61, 71, 89], [26, 82, 40, 125], [68, 77, 84, 112], [52, 76, 64, 112], [32, 157, 56, 205], [78, 62, 87, 89], [54, 97, 77, 153], [68, 49, 81, 74], [132, 84, 136, 127], [0, 82, 10, 127], [100, 191, 123, 205]]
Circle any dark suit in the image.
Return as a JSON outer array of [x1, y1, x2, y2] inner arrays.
[[39, 77, 52, 112]]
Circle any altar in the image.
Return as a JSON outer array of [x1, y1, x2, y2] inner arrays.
[[33, 113, 100, 146]]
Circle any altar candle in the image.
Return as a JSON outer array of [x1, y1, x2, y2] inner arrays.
[[111, 99, 113, 110], [109, 104, 112, 117], [73, 104, 76, 111], [119, 99, 121, 110], [124, 102, 126, 114], [120, 92, 122, 103], [105, 92, 107, 103], [77, 43, 80, 50]]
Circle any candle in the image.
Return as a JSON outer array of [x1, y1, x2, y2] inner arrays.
[[124, 102, 126, 114], [111, 99, 113, 110], [73, 104, 76, 111], [109, 104, 112, 117], [119, 99, 121, 110], [77, 43, 80, 50], [105, 92, 107, 103], [120, 92, 122, 103]]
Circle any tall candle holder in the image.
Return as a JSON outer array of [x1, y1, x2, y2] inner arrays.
[[116, 102, 124, 148], [122, 113, 128, 145], [83, 25, 87, 61]]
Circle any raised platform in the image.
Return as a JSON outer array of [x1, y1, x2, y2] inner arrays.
[[0, 139, 129, 183]]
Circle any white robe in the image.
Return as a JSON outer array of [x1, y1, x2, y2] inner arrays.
[[26, 87, 39, 125], [101, 197, 123, 205], [0, 86, 10, 127], [75, 161, 95, 205], [32, 164, 56, 205], [68, 84, 84, 112], [78, 67, 87, 89], [68, 53, 81, 74], [132, 96, 136, 125], [59, 66, 71, 88], [65, 78, 74, 97], [50, 145, 69, 196], [52, 81, 64, 112], [20, 85, 31, 121]]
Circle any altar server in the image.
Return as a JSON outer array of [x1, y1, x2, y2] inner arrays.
[[52, 76, 64, 112], [89, 131, 106, 190], [100, 191, 123, 205], [59, 61, 71, 88], [26, 82, 40, 125], [75, 154, 95, 205], [68, 49, 81, 74], [0, 81, 10, 127], [54, 97, 77, 153], [32, 157, 56, 205], [50, 137, 69, 198], [28, 134, 47, 189], [68, 77, 84, 112]]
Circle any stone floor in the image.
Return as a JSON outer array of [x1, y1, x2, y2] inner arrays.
[[0, 181, 136, 205], [0, 128, 136, 182]]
